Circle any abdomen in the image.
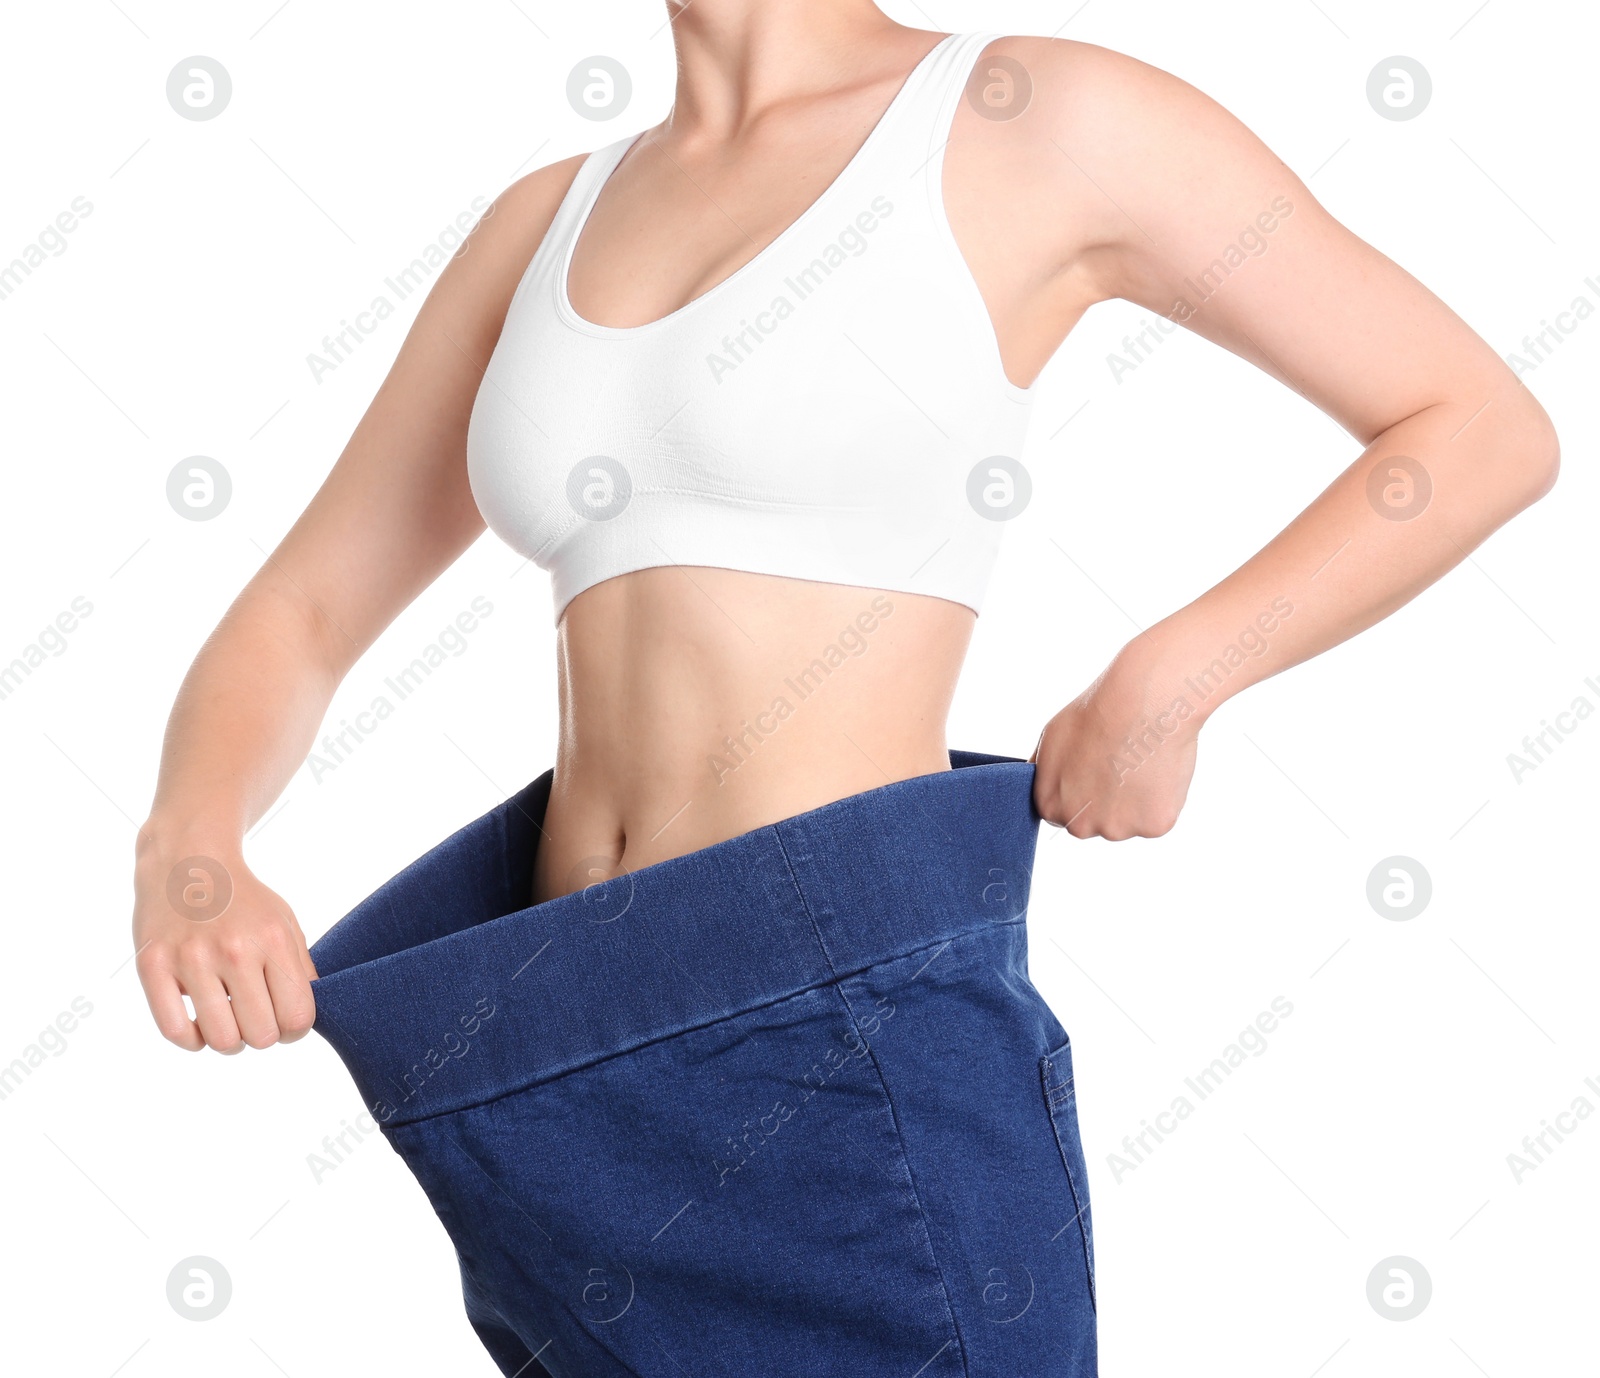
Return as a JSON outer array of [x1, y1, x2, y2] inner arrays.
[[531, 566, 975, 904]]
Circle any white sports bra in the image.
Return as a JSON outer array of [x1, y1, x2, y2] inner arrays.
[[467, 31, 1038, 622]]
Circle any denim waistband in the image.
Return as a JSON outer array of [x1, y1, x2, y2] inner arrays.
[[309, 750, 1040, 1128]]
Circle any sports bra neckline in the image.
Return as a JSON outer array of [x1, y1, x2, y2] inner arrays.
[[554, 30, 965, 339], [467, 30, 1041, 623]]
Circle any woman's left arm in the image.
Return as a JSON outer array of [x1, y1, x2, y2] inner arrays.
[[1006, 39, 1560, 839]]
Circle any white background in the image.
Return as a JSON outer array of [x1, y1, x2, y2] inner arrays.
[[0, 1, 1593, 1374]]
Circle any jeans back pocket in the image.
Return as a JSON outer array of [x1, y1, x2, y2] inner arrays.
[[1040, 1035, 1096, 1310]]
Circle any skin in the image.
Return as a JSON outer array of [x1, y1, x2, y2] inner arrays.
[[132, 0, 1560, 1054]]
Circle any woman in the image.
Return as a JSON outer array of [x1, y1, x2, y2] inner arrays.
[[131, 3, 1558, 1373]]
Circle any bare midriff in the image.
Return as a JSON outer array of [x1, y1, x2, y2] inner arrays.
[[529, 566, 974, 905]]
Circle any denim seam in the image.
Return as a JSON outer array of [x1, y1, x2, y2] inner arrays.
[[381, 921, 1025, 1130], [1040, 1052, 1097, 1312], [771, 827, 974, 1378]]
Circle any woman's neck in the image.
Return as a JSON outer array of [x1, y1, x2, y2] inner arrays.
[[661, 0, 920, 138]]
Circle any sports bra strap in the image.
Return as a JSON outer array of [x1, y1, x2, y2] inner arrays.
[[469, 32, 1039, 623]]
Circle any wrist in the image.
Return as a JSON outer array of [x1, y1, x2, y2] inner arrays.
[[1101, 627, 1226, 737], [134, 812, 246, 868]]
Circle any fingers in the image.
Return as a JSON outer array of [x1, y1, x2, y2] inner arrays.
[[1045, 802, 1169, 840], [140, 960, 205, 1052], [259, 934, 317, 1043], [216, 919, 320, 1048], [223, 957, 281, 1050], [1035, 776, 1174, 840], [293, 920, 320, 983], [184, 972, 245, 1054], [147, 932, 316, 1052], [134, 858, 321, 1052], [1032, 710, 1194, 840]]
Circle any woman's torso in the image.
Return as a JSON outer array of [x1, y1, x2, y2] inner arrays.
[[535, 568, 974, 902], [465, 30, 1092, 903]]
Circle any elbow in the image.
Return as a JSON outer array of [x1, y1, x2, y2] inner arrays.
[[1491, 388, 1560, 513], [1518, 406, 1560, 509]]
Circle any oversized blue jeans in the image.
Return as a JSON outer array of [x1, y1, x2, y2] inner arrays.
[[310, 750, 1098, 1375]]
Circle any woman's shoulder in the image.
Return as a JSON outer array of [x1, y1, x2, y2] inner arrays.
[[951, 34, 1308, 275], [968, 34, 1247, 149], [482, 148, 596, 251]]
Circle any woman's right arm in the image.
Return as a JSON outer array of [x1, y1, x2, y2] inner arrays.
[[132, 155, 585, 1055]]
